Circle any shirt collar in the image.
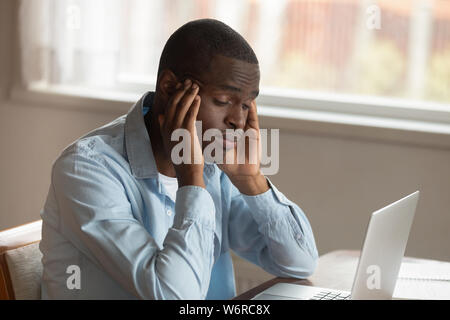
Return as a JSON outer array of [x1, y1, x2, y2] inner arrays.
[[124, 91, 158, 179], [124, 91, 216, 180]]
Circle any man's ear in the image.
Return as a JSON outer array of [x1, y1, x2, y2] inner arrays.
[[157, 69, 179, 99]]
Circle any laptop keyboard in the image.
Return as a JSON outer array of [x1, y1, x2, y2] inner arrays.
[[310, 291, 351, 300]]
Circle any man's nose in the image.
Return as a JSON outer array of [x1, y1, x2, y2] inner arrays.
[[224, 104, 246, 130]]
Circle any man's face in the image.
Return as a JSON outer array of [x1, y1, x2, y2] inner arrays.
[[186, 54, 260, 151]]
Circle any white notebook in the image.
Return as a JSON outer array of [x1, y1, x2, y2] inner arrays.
[[398, 262, 450, 281], [394, 262, 450, 300]]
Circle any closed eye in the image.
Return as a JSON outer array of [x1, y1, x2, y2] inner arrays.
[[214, 98, 250, 111], [213, 99, 229, 106]]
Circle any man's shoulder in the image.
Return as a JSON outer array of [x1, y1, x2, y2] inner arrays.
[[56, 114, 128, 167]]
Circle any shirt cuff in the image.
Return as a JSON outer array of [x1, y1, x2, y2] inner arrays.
[[173, 185, 216, 231], [241, 177, 292, 225]]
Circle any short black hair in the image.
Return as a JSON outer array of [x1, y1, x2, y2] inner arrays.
[[157, 19, 258, 81]]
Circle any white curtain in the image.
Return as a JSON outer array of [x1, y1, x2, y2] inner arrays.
[[17, 0, 287, 92], [19, 0, 444, 104], [20, 0, 123, 88]]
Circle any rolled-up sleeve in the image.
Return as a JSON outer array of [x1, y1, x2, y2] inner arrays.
[[228, 177, 318, 278], [52, 147, 216, 299]]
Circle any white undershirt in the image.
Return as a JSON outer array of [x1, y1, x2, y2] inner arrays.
[[157, 172, 179, 203]]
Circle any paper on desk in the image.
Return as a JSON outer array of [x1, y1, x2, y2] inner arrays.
[[398, 262, 450, 281], [394, 280, 450, 300], [393, 262, 450, 300]]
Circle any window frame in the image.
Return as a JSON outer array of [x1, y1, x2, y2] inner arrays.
[[8, 75, 450, 151]]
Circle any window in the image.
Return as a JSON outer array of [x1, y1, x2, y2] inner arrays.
[[18, 0, 450, 116]]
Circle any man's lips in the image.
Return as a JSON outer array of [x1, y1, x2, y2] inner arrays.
[[213, 135, 236, 150], [222, 136, 236, 150], [208, 130, 244, 150]]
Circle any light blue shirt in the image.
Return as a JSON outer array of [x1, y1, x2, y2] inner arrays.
[[39, 91, 318, 300]]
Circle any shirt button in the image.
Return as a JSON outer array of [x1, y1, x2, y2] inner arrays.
[[166, 209, 172, 217]]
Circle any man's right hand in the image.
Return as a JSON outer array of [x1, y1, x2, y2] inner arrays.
[[158, 78, 205, 188]]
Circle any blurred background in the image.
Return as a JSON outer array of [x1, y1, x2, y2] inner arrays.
[[16, 0, 450, 103], [1, 0, 449, 295]]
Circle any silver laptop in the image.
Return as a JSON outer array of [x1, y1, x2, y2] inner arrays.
[[252, 191, 420, 300]]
